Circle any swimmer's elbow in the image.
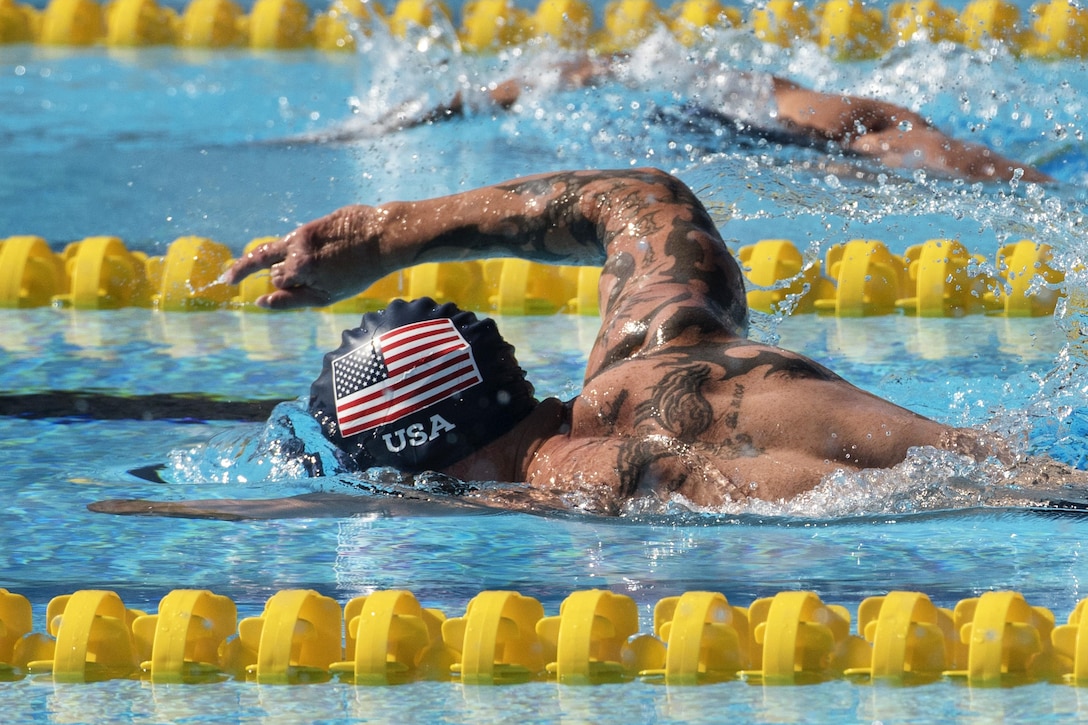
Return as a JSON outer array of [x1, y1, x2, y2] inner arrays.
[[630, 167, 695, 198], [596, 168, 708, 218]]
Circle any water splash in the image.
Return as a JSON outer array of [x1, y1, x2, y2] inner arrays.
[[165, 400, 354, 487]]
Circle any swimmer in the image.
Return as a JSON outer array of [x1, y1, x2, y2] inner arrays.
[[372, 50, 1053, 184], [90, 168, 1083, 520]]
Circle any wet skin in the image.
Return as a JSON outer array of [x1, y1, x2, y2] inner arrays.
[[92, 168, 991, 519]]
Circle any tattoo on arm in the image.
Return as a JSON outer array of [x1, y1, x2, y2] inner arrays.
[[410, 169, 744, 314], [590, 174, 750, 372], [408, 168, 754, 383], [414, 170, 640, 265]]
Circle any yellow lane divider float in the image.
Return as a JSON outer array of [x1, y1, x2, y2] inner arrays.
[[1, 0, 1087, 59], [0, 233, 1065, 317], [3, 586, 1088, 686]]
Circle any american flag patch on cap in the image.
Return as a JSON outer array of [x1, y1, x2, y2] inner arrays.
[[331, 318, 483, 438]]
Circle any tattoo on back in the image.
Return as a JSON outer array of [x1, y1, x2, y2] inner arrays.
[[597, 389, 628, 431], [634, 365, 714, 442], [615, 437, 686, 497], [602, 343, 838, 494], [716, 342, 841, 382]]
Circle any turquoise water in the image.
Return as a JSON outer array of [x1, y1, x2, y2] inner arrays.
[[0, 677, 1085, 723], [2, 677, 1088, 723], [6, 0, 1088, 720], [4, 311, 1088, 721]]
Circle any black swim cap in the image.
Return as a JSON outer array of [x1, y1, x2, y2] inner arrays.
[[309, 298, 537, 472]]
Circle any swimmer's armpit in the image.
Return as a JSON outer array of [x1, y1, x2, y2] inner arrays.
[[87, 492, 491, 520]]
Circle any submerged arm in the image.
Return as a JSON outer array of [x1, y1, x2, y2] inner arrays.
[[88, 486, 572, 519]]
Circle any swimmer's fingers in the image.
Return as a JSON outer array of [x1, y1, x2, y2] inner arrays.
[[226, 236, 339, 309], [257, 285, 338, 311], [224, 237, 289, 285]]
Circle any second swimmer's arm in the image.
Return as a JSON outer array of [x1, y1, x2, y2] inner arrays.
[[773, 80, 1053, 183]]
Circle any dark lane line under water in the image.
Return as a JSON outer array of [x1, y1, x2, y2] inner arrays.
[[0, 391, 281, 421]]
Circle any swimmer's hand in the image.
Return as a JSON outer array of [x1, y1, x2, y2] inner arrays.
[[224, 206, 390, 310]]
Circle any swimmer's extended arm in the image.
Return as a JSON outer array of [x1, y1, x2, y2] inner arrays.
[[89, 493, 386, 520], [88, 485, 573, 519], [433, 65, 1051, 183], [88, 492, 490, 520], [227, 168, 747, 345]]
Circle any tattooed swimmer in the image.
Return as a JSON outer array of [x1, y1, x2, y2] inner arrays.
[[90, 168, 1076, 520]]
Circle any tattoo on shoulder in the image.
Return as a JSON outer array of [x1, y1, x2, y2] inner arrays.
[[615, 437, 686, 497], [724, 383, 744, 429], [716, 342, 841, 382], [634, 365, 714, 442], [614, 433, 762, 499], [597, 389, 628, 431]]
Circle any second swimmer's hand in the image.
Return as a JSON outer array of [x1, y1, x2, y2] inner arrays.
[[225, 205, 384, 310]]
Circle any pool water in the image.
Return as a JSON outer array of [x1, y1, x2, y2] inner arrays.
[[4, 311, 1088, 721], [5, 0, 1088, 720]]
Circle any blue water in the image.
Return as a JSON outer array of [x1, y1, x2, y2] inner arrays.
[[6, 0, 1088, 720], [3, 311, 1088, 721], [5, 12, 1088, 249]]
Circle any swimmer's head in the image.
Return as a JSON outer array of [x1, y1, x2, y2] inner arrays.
[[309, 298, 537, 472]]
